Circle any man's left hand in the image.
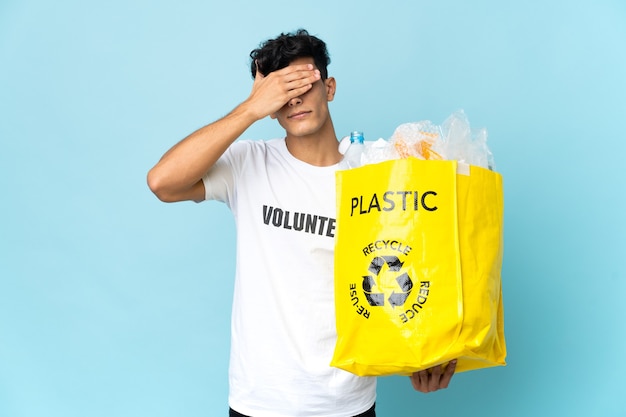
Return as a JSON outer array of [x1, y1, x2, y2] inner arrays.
[[409, 360, 457, 393]]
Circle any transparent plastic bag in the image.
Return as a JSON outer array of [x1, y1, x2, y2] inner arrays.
[[360, 110, 495, 170], [390, 120, 443, 161], [435, 110, 495, 170]]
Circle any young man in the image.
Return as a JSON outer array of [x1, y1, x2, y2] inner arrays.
[[147, 29, 455, 417]]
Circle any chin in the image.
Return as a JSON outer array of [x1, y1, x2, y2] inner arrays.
[[284, 124, 321, 138]]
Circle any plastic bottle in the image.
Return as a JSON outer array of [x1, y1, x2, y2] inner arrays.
[[344, 131, 365, 168]]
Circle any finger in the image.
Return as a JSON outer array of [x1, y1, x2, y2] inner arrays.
[[283, 70, 321, 90], [418, 370, 429, 391], [409, 370, 427, 392], [439, 360, 457, 389], [428, 364, 443, 392], [276, 63, 318, 81], [254, 60, 265, 81], [275, 63, 315, 75], [287, 82, 316, 98]]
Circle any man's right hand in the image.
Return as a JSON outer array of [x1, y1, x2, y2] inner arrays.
[[147, 63, 320, 203], [244, 63, 321, 120]]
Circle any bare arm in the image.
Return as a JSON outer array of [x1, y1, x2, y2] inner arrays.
[[147, 63, 321, 202]]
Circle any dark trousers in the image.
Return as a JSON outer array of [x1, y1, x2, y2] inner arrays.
[[229, 403, 376, 417]]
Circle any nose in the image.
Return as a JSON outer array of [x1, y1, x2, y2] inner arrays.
[[288, 96, 302, 107]]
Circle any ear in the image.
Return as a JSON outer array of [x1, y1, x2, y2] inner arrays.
[[325, 77, 336, 102]]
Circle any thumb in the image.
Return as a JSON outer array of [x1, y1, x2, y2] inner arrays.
[[254, 60, 264, 81]]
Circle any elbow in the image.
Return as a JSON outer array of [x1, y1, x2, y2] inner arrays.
[[147, 169, 176, 202], [147, 168, 204, 203]]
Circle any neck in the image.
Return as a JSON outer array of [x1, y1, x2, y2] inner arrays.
[[284, 121, 341, 167]]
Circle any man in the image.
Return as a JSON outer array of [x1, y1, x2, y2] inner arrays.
[[147, 29, 455, 417]]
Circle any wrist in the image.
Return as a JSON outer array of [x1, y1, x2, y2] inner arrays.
[[237, 98, 266, 123]]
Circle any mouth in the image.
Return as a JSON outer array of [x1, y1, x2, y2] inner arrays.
[[288, 111, 311, 119]]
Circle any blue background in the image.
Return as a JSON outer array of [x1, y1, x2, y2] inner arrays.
[[1, 0, 625, 416]]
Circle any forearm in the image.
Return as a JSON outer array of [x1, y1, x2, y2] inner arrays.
[[147, 102, 257, 202], [147, 63, 320, 202]]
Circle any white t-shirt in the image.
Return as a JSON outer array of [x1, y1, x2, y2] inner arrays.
[[202, 139, 376, 417]]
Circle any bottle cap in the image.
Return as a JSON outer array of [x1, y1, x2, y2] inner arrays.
[[350, 131, 365, 144]]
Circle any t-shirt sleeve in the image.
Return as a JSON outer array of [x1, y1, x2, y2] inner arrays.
[[201, 140, 251, 206]]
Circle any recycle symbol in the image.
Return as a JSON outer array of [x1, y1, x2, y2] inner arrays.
[[362, 256, 413, 307]]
